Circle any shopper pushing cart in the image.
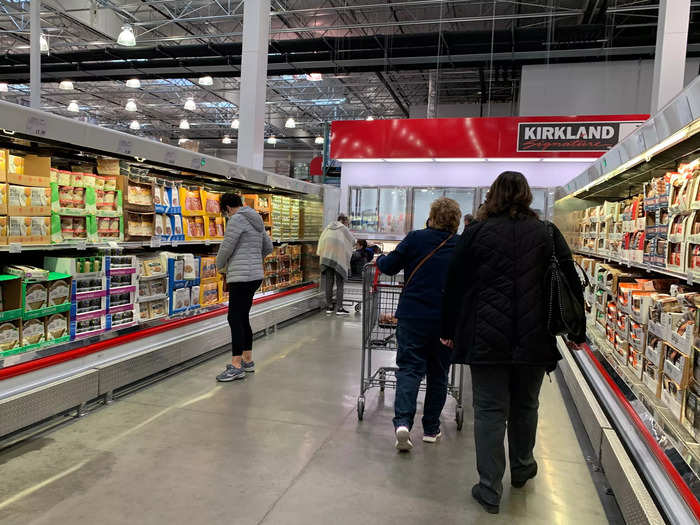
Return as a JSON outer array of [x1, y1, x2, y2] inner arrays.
[[317, 214, 355, 316], [371, 197, 462, 451]]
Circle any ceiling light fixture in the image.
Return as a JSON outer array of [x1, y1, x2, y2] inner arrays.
[[231, 118, 239, 129], [315, 136, 324, 145], [39, 34, 49, 52], [198, 75, 213, 86], [0, 83, 8, 93], [285, 117, 296, 129], [179, 119, 190, 130], [366, 116, 374, 121], [59, 80, 74, 91], [67, 100, 79, 113], [306, 73, 323, 82], [117, 25, 136, 47], [126, 78, 141, 88], [129, 120, 140, 130], [184, 97, 196, 111], [125, 98, 137, 112], [267, 135, 277, 145], [222, 135, 232, 144]]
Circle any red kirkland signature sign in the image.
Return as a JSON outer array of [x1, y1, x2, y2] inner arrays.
[[517, 122, 622, 152], [331, 115, 648, 160]]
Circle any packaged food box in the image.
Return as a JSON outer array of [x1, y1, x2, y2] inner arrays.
[[0, 149, 6, 182], [24, 282, 48, 311], [0, 182, 6, 215], [0, 216, 7, 245], [46, 312, 68, 340], [8, 155, 50, 186], [8, 216, 50, 244], [110, 310, 135, 329], [0, 318, 20, 351], [204, 191, 221, 215], [21, 317, 45, 346]]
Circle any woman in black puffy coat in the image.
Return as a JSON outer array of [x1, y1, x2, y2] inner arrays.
[[440, 171, 585, 514]]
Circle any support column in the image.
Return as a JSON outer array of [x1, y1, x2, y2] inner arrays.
[[30, 0, 41, 109], [236, 0, 270, 170], [650, 0, 691, 113], [427, 70, 438, 118]]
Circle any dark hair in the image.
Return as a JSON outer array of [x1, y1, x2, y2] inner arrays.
[[476, 171, 537, 221], [358, 239, 368, 248], [338, 213, 348, 223], [463, 213, 473, 224], [221, 192, 243, 210]]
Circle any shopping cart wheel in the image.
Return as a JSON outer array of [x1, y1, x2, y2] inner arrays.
[[357, 396, 365, 421], [456, 406, 464, 431], [354, 302, 362, 312], [379, 370, 386, 392]]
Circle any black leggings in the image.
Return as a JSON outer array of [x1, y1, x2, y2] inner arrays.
[[227, 280, 262, 357]]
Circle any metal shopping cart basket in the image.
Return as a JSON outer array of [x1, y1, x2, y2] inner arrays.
[[357, 263, 465, 430], [343, 276, 363, 312]]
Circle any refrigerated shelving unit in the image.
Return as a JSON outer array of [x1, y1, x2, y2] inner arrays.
[[554, 77, 700, 524], [0, 100, 337, 440]]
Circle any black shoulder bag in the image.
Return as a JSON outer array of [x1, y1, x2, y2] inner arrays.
[[545, 222, 589, 338]]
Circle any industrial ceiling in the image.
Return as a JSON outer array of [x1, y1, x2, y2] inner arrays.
[[0, 0, 697, 155]]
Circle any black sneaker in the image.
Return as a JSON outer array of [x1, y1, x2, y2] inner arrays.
[[471, 484, 499, 514], [336, 308, 350, 316], [511, 462, 538, 488]]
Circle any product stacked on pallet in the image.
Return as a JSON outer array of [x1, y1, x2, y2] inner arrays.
[[578, 256, 700, 440]]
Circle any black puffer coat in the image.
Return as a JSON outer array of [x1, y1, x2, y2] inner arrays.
[[440, 215, 585, 371]]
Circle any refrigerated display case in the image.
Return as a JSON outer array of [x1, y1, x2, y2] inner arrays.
[[553, 77, 700, 524], [0, 100, 330, 441]]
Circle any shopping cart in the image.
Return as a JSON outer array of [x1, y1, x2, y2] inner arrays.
[[357, 263, 465, 430], [343, 276, 363, 312]]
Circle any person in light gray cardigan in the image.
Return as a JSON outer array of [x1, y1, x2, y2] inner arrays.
[[215, 193, 273, 382]]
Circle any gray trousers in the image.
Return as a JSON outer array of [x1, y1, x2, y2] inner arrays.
[[323, 268, 345, 311], [470, 365, 546, 505]]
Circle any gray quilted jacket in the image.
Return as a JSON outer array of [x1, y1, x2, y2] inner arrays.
[[216, 206, 273, 283]]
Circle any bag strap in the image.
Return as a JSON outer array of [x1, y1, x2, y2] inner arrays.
[[545, 221, 590, 288], [404, 232, 455, 289]]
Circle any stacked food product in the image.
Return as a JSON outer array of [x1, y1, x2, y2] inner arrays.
[[301, 198, 323, 239], [567, 158, 700, 273], [136, 254, 168, 322], [5, 154, 51, 244], [577, 255, 700, 440]]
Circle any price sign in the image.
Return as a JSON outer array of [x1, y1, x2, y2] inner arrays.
[[171, 240, 179, 248], [687, 271, 694, 286], [190, 157, 202, 170], [150, 237, 162, 249], [76, 241, 87, 251], [164, 150, 176, 165], [107, 241, 120, 250], [8, 243, 21, 253], [26, 116, 47, 137], [205, 239, 211, 246], [227, 166, 237, 179], [117, 139, 133, 155]]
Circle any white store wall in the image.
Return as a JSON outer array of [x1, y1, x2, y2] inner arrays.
[[339, 160, 592, 216], [519, 59, 700, 116]]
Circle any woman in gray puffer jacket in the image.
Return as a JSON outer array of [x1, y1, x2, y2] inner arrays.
[[215, 193, 273, 382]]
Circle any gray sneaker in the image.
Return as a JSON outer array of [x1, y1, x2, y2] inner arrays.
[[216, 364, 246, 382], [242, 360, 255, 373]]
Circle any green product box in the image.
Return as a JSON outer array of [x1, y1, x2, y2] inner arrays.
[[50, 182, 97, 216], [95, 189, 123, 218], [89, 214, 124, 242], [0, 274, 22, 322], [21, 272, 72, 317], [50, 213, 95, 244]]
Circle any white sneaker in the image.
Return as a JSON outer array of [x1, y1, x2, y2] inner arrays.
[[395, 426, 413, 451], [423, 431, 442, 443]]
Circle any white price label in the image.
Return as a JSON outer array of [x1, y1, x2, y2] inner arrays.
[[164, 150, 176, 165], [687, 272, 694, 286], [117, 139, 133, 155], [190, 157, 201, 170], [26, 116, 47, 137], [171, 240, 179, 248], [205, 239, 211, 246], [107, 241, 120, 250], [8, 242, 21, 253], [227, 166, 237, 179], [76, 241, 87, 251], [150, 237, 161, 248]]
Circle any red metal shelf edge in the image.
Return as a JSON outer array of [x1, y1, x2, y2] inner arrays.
[[582, 343, 700, 521], [0, 283, 318, 382]]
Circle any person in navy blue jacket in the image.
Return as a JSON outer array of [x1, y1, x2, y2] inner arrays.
[[376, 197, 461, 451]]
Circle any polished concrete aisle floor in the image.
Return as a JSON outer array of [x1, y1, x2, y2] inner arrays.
[[0, 313, 610, 524]]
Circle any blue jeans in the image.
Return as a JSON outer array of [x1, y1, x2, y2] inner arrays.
[[393, 319, 452, 434]]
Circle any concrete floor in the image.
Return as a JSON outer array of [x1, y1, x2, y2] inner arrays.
[[0, 313, 610, 524]]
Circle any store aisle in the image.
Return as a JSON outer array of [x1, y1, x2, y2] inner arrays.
[[0, 314, 609, 525]]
